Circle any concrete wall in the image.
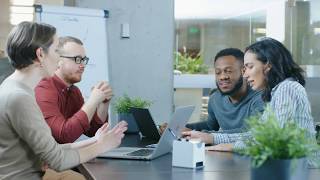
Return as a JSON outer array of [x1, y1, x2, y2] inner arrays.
[[75, 0, 174, 124], [0, 0, 11, 54]]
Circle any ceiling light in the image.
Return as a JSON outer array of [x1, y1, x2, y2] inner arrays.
[[253, 28, 266, 34], [314, 28, 320, 35], [10, 0, 34, 6], [10, 13, 33, 25], [10, 6, 34, 14]]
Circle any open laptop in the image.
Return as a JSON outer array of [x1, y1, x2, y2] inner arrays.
[[98, 105, 195, 160], [130, 107, 161, 141]]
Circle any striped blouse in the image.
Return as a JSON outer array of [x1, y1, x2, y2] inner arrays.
[[228, 78, 318, 167]]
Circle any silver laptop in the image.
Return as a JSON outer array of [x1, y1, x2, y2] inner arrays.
[[98, 105, 195, 160]]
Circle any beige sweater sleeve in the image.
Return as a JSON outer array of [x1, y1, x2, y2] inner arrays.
[[7, 92, 80, 171]]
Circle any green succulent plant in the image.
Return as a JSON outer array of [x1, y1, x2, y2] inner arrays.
[[236, 106, 320, 168], [113, 94, 152, 114]]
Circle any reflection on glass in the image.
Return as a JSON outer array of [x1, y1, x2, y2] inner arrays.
[[175, 0, 320, 76]]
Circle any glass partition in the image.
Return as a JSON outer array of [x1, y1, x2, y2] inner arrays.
[[174, 0, 320, 122]]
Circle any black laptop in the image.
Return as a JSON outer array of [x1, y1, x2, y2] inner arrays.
[[130, 107, 161, 141]]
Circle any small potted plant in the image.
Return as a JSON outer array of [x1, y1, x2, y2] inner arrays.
[[113, 94, 152, 133], [237, 106, 319, 180]]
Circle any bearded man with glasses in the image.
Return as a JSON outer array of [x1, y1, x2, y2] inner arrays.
[[35, 36, 112, 144]]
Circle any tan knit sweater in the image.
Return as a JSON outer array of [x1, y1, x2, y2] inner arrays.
[[0, 79, 80, 180]]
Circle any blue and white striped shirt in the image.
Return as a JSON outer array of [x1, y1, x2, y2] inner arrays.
[[267, 79, 315, 135], [229, 78, 318, 167]]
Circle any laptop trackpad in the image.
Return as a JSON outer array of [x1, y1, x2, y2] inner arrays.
[[126, 149, 154, 156], [100, 147, 153, 157]]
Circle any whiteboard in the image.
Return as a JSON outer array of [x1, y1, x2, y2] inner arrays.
[[35, 5, 109, 99]]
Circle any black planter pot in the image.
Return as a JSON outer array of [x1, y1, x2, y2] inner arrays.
[[118, 113, 139, 134], [251, 158, 308, 180]]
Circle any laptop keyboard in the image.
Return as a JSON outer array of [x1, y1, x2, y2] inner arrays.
[[126, 149, 154, 156]]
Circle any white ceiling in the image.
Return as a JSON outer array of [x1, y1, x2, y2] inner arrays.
[[175, 0, 287, 20]]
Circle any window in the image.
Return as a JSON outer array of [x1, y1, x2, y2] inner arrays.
[[175, 0, 320, 77]]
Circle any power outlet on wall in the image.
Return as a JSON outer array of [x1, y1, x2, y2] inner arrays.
[[121, 23, 130, 38]]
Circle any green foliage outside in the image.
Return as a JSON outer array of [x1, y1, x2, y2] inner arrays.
[[113, 94, 152, 114], [174, 52, 208, 74], [237, 106, 320, 168]]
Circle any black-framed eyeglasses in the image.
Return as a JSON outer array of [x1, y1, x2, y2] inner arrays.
[[60, 55, 89, 65]]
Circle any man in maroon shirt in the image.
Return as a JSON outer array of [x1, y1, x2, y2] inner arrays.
[[35, 36, 111, 144]]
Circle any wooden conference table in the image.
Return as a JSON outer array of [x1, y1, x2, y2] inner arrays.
[[78, 135, 320, 180]]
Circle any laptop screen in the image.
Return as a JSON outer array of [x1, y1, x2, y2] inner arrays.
[[130, 108, 161, 141]]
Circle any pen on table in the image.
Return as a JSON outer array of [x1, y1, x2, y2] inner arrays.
[[168, 128, 180, 140]]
